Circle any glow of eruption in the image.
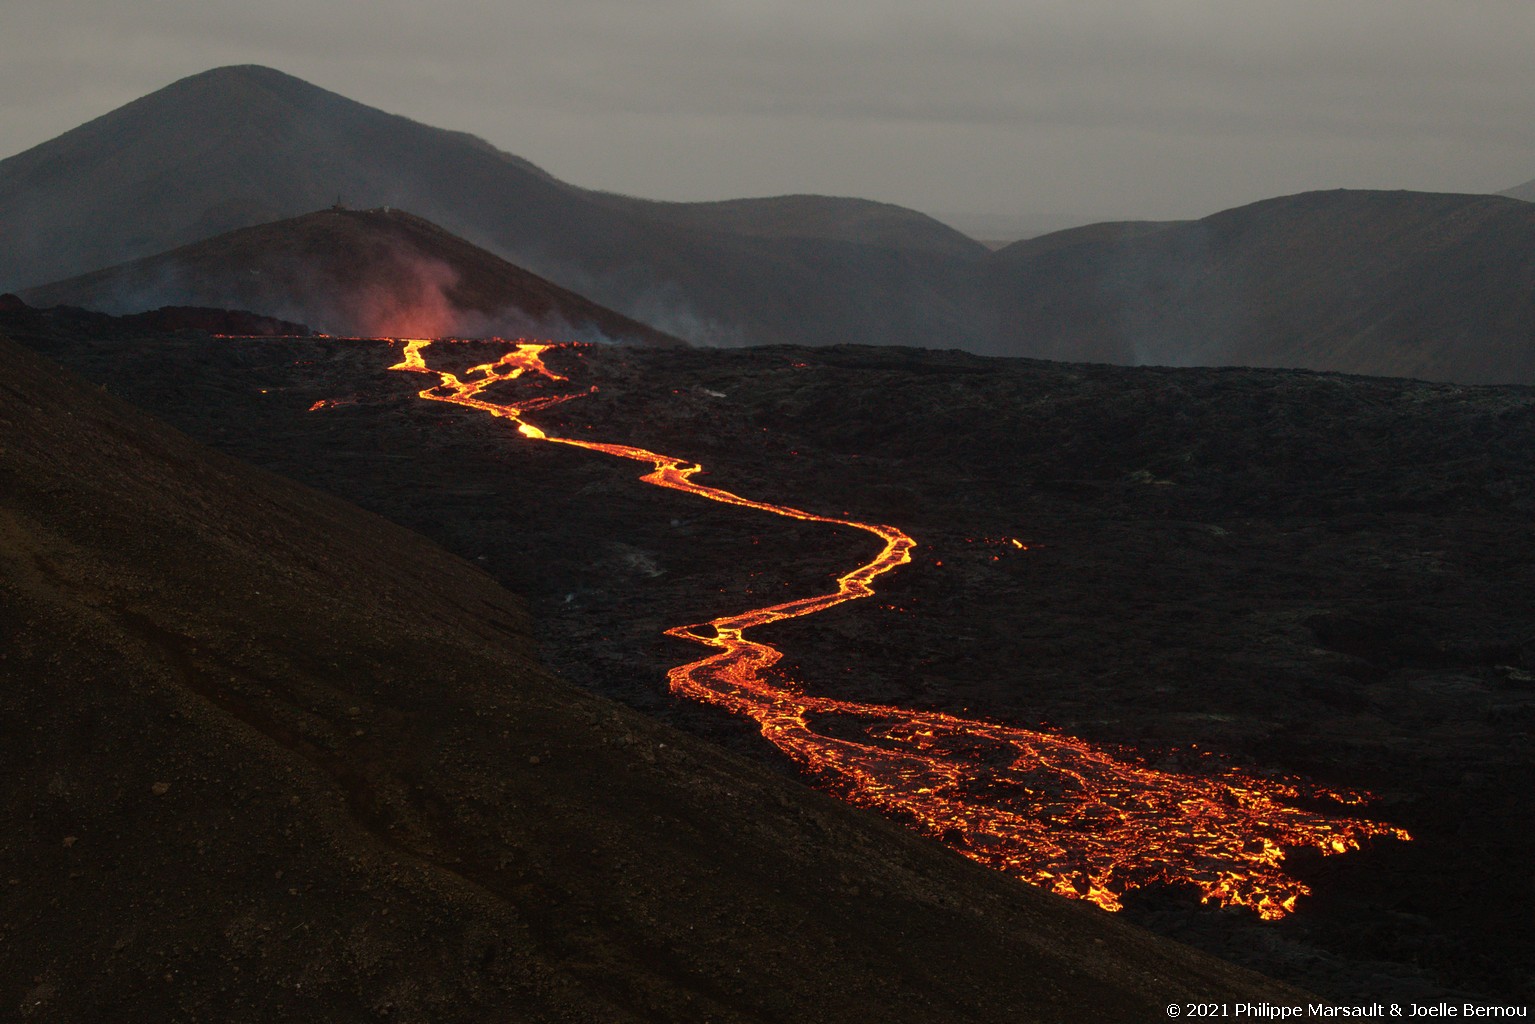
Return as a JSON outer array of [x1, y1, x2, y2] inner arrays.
[[385, 339, 1409, 920]]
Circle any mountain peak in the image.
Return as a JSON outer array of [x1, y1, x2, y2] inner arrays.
[[182, 63, 300, 83], [152, 64, 338, 106]]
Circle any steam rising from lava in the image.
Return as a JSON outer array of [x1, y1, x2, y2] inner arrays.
[[29, 231, 617, 342], [380, 338, 1409, 920], [350, 256, 462, 339]]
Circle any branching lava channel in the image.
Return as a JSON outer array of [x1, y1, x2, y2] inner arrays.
[[382, 338, 1409, 920]]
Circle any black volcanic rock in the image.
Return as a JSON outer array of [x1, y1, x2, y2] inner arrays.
[[124, 305, 313, 336], [0, 330, 1313, 1021], [13, 318, 1532, 1004], [20, 207, 684, 343], [987, 189, 1535, 384], [0, 64, 990, 349]]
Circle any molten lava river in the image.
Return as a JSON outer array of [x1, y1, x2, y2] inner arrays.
[[381, 338, 1408, 920]]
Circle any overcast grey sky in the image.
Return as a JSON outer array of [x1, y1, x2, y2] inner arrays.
[[5, 0, 1535, 229]]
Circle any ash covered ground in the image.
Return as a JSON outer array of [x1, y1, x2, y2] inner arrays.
[[10, 307, 1534, 1004]]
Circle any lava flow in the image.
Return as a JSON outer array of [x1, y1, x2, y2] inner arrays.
[[385, 339, 1409, 920]]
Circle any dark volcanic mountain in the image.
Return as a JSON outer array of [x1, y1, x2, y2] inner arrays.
[[987, 189, 1535, 384], [19, 207, 683, 343], [0, 330, 1316, 1021], [0, 64, 989, 349]]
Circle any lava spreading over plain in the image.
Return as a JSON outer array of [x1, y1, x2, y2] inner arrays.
[[378, 338, 1409, 920]]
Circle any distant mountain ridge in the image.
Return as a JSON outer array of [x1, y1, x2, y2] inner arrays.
[[986, 189, 1535, 384], [1500, 176, 1535, 203], [0, 64, 989, 349], [19, 206, 684, 344], [9, 66, 1535, 382]]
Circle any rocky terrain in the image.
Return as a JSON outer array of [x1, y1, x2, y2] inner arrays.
[[7, 304, 1533, 1006], [1, 328, 1323, 1022]]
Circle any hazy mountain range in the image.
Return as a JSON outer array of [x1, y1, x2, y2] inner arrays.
[[988, 189, 1535, 384], [5, 64, 1535, 381], [0, 65, 988, 351]]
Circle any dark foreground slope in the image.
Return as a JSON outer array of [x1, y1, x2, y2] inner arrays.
[[0, 65, 989, 349], [989, 190, 1535, 384], [10, 309, 1531, 1004], [0, 333, 1304, 1021], [20, 207, 683, 344]]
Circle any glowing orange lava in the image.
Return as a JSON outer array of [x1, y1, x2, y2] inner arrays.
[[386, 338, 1409, 920]]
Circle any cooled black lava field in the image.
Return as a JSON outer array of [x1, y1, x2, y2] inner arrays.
[[9, 306, 1535, 1004]]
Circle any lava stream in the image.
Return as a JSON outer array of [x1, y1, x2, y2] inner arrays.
[[385, 339, 1409, 920]]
